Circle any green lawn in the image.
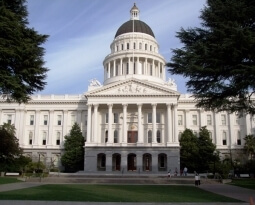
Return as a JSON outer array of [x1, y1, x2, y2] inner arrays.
[[0, 177, 21, 185], [229, 178, 255, 190], [0, 184, 242, 202]]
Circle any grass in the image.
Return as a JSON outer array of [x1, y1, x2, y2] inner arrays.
[[229, 178, 255, 190], [0, 177, 21, 185], [0, 184, 242, 202]]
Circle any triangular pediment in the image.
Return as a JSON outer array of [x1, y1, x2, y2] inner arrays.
[[85, 79, 180, 97]]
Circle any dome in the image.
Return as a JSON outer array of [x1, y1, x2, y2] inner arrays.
[[115, 20, 155, 38]]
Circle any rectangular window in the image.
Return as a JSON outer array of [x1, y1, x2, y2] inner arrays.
[[139, 43, 142, 49], [114, 113, 118, 123], [207, 115, 212, 125], [148, 113, 152, 123], [222, 131, 227, 145], [121, 44, 124, 50], [57, 115, 62, 125], [105, 113, 108, 124], [42, 132, 47, 145], [30, 115, 34, 125], [192, 115, 197, 125], [43, 115, 48, 125], [133, 62, 136, 74], [133, 42, 136, 49], [56, 132, 60, 145], [178, 115, 183, 125], [29, 132, 33, 145], [71, 115, 76, 125], [150, 64, 152, 75], [127, 43, 129, 50], [7, 114, 12, 124], [237, 131, 241, 145], [221, 114, 226, 125], [126, 63, 129, 74], [156, 113, 161, 123]]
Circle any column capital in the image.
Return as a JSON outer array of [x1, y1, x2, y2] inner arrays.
[[122, 103, 128, 108], [107, 103, 113, 108], [93, 104, 99, 108], [151, 103, 157, 107], [137, 103, 143, 107], [87, 104, 92, 108]]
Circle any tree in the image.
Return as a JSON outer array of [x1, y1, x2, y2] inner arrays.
[[167, 0, 255, 115], [61, 123, 84, 172], [179, 129, 199, 172], [0, 123, 23, 172], [197, 126, 217, 172], [244, 134, 255, 160], [0, 0, 49, 103]]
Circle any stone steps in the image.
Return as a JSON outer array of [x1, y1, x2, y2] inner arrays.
[[25, 175, 220, 185]]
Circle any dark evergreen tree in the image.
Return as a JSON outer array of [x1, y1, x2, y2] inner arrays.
[[61, 123, 84, 172], [0, 123, 23, 172], [167, 0, 255, 115], [197, 126, 217, 172], [179, 129, 199, 172], [0, 0, 48, 103]]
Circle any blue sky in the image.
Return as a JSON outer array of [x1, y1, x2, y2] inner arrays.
[[26, 0, 207, 95]]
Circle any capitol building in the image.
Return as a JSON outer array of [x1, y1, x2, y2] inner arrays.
[[0, 4, 254, 173]]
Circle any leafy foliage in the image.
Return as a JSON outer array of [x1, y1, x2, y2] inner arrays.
[[0, 0, 49, 103], [244, 134, 255, 160], [167, 0, 255, 114], [0, 123, 23, 172], [180, 127, 218, 173], [61, 123, 84, 172], [179, 129, 199, 172]]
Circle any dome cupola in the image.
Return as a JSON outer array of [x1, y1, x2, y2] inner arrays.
[[103, 4, 166, 86]]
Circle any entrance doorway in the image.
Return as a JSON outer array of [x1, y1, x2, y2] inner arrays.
[[143, 154, 152, 171], [128, 154, 136, 171], [112, 154, 121, 171], [128, 131, 137, 143]]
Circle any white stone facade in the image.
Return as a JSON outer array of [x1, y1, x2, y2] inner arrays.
[[0, 4, 254, 173]]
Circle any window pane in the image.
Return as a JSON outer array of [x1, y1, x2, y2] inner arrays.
[[148, 113, 152, 123]]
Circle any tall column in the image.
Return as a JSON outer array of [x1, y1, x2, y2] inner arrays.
[[228, 113, 234, 148], [214, 113, 220, 146], [49, 110, 54, 145], [167, 104, 172, 144], [93, 104, 99, 143], [113, 60, 116, 76], [63, 110, 68, 138], [122, 104, 127, 144], [86, 104, 92, 143], [34, 110, 40, 145], [137, 104, 143, 143], [173, 105, 178, 143], [120, 58, 123, 75], [152, 59, 155, 76], [185, 110, 190, 129], [152, 103, 157, 143], [108, 104, 113, 144], [107, 62, 110, 78], [145, 58, 148, 75], [137, 57, 141, 74], [128, 57, 130, 75]]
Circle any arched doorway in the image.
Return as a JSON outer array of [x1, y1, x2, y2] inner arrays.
[[128, 153, 136, 171], [158, 153, 167, 171], [97, 153, 106, 171], [143, 154, 152, 171], [112, 153, 121, 171]]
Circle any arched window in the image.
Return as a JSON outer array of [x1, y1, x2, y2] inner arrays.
[[157, 130, 161, 143], [148, 130, 152, 143], [105, 130, 108, 143], [133, 42, 136, 49], [150, 45, 152, 51], [139, 43, 142, 49], [114, 130, 118, 143], [145, 44, 147, 50], [127, 43, 129, 50]]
